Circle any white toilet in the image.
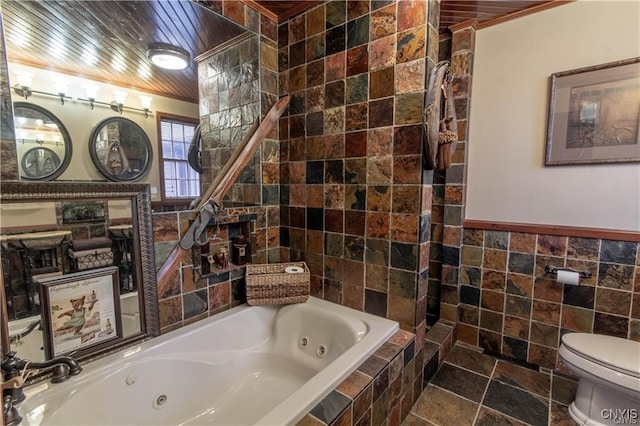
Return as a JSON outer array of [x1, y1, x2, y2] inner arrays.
[[559, 333, 640, 426]]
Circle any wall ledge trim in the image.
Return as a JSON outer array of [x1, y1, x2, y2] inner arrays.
[[463, 220, 640, 242]]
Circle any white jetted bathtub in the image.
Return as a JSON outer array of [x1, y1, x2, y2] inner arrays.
[[20, 296, 399, 425]]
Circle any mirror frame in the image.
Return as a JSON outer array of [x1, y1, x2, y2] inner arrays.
[[0, 181, 159, 367], [13, 102, 73, 181], [88, 117, 153, 182]]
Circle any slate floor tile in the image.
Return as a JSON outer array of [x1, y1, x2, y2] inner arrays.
[[492, 360, 551, 398], [443, 344, 497, 377], [550, 401, 577, 426], [475, 406, 530, 426], [412, 385, 480, 426], [430, 363, 489, 403], [408, 344, 576, 426], [482, 380, 549, 426], [551, 374, 578, 406]]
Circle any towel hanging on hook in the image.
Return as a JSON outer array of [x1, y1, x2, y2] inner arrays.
[[424, 61, 458, 170]]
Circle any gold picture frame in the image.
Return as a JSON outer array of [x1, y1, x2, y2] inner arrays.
[[545, 57, 640, 166]]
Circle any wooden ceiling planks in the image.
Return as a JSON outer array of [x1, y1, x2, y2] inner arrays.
[[251, 0, 556, 31], [249, 1, 324, 22], [439, 0, 553, 31], [3, 0, 559, 103], [2, 1, 248, 103]]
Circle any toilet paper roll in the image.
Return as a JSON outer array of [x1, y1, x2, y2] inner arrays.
[[556, 270, 579, 285], [285, 266, 304, 274]]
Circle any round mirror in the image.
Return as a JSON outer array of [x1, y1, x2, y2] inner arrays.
[[89, 117, 152, 182], [13, 102, 72, 181]]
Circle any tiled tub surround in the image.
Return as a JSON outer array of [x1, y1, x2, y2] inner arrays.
[[455, 229, 640, 370], [406, 343, 578, 426], [298, 320, 455, 426]]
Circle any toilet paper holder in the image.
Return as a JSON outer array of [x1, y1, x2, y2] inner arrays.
[[544, 265, 592, 278]]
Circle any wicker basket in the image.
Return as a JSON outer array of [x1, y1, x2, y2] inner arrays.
[[245, 262, 310, 306]]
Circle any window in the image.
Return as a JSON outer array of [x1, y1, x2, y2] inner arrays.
[[158, 115, 199, 200]]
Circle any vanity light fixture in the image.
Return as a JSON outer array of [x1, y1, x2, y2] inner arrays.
[[54, 80, 68, 105], [12, 71, 72, 104], [110, 91, 127, 114], [13, 71, 33, 99], [139, 96, 152, 118], [77, 91, 153, 118], [146, 44, 190, 70], [84, 84, 99, 109], [110, 101, 124, 114]]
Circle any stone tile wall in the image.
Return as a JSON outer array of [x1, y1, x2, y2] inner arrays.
[[153, 205, 278, 332], [198, 35, 262, 205], [277, 0, 440, 344], [153, 0, 283, 331], [437, 24, 475, 324], [456, 230, 640, 370]]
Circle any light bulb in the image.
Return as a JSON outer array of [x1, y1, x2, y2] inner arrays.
[[85, 83, 99, 100], [139, 96, 152, 110], [14, 71, 33, 88], [113, 91, 127, 104]]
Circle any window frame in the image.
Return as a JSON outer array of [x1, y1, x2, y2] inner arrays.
[[155, 112, 200, 203]]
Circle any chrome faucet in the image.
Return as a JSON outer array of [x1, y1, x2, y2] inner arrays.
[[1, 351, 82, 404]]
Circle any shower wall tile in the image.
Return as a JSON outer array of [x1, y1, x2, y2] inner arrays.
[[154, 207, 271, 332], [270, 4, 438, 397]]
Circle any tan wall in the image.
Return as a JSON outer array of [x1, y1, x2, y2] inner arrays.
[[7, 63, 198, 201], [466, 0, 640, 231]]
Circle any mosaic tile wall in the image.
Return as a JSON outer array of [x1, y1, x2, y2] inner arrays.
[[277, 0, 440, 343], [456, 231, 640, 370]]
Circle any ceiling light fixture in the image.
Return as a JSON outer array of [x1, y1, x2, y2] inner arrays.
[[146, 44, 190, 70]]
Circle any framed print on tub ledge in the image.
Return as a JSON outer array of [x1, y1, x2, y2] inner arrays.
[[39, 266, 122, 359], [545, 57, 640, 166]]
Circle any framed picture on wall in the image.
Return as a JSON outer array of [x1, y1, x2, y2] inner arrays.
[[39, 266, 122, 359], [545, 57, 640, 166]]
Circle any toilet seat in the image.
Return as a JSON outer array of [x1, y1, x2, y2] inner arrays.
[[561, 333, 640, 378]]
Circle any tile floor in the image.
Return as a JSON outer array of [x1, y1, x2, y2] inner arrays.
[[404, 344, 579, 426]]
